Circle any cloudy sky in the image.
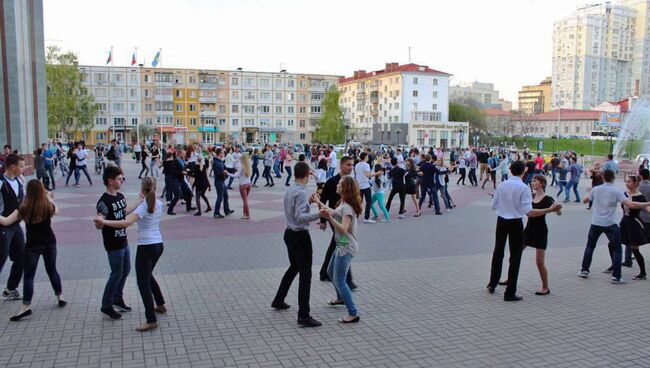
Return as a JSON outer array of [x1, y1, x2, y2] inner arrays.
[[44, 0, 587, 106]]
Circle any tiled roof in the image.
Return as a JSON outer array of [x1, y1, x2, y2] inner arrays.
[[527, 109, 601, 121], [483, 108, 513, 117], [339, 63, 450, 84]]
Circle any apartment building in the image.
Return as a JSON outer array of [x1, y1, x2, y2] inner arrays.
[[338, 62, 468, 147], [552, 2, 636, 110], [449, 81, 502, 108], [77, 65, 339, 145], [518, 77, 552, 115]]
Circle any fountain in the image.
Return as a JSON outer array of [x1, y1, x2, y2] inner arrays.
[[613, 96, 650, 160]]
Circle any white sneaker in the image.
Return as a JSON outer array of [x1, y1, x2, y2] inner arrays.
[[363, 219, 376, 224], [577, 270, 589, 278], [611, 277, 627, 284], [398, 214, 405, 219]]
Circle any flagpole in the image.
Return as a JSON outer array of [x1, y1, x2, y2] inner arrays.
[[111, 46, 113, 66]]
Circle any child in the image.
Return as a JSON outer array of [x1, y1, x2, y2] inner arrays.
[[315, 158, 328, 195], [370, 164, 390, 222], [1, 180, 66, 321], [95, 177, 167, 332]]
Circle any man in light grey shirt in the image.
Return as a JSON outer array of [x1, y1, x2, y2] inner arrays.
[[272, 162, 323, 327], [579, 169, 650, 283]]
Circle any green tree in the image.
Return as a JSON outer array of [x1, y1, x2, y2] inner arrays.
[[313, 86, 345, 144], [449, 98, 486, 131], [46, 46, 97, 137]]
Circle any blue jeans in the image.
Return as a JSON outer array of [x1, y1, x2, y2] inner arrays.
[[213, 180, 230, 216], [565, 180, 580, 202], [327, 253, 357, 316], [0, 224, 25, 291], [551, 168, 557, 186], [418, 184, 440, 213], [556, 180, 567, 197], [102, 246, 131, 309], [22, 243, 62, 305], [581, 224, 622, 279], [285, 166, 292, 185], [273, 161, 281, 177], [327, 167, 335, 179], [501, 173, 508, 182]]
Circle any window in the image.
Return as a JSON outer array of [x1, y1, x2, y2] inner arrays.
[[275, 106, 282, 114], [310, 106, 321, 113], [144, 89, 151, 97], [310, 93, 324, 101], [94, 88, 107, 97], [260, 78, 270, 87], [243, 105, 255, 113], [275, 92, 283, 101], [413, 90, 418, 97], [231, 118, 239, 126], [300, 133, 306, 140], [189, 104, 197, 112], [131, 118, 138, 126], [218, 118, 226, 126], [299, 106, 306, 114], [275, 79, 283, 88], [218, 105, 226, 113], [145, 103, 153, 112], [112, 88, 125, 98], [145, 118, 153, 125], [113, 74, 123, 82], [175, 118, 183, 126], [176, 104, 183, 112], [189, 76, 197, 84], [175, 90, 183, 98], [130, 103, 137, 112], [287, 119, 294, 127], [232, 90, 239, 99], [432, 91, 438, 98], [299, 120, 305, 127], [260, 91, 271, 100], [190, 90, 196, 98], [231, 77, 239, 86], [144, 75, 151, 83], [287, 80, 295, 88], [244, 78, 255, 87], [129, 89, 138, 98], [232, 105, 239, 113], [112, 103, 124, 111], [413, 77, 418, 85], [113, 117, 125, 126], [259, 105, 270, 113], [575, 126, 580, 133], [95, 117, 107, 125], [245, 91, 255, 100], [96, 103, 107, 112], [287, 106, 295, 114], [190, 118, 197, 126], [299, 93, 306, 101], [96, 132, 106, 140], [433, 79, 438, 86], [287, 93, 295, 101], [432, 104, 438, 110]]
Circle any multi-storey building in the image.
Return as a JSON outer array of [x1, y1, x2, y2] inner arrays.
[[77, 65, 339, 145], [552, 3, 636, 110], [338, 62, 468, 147], [518, 77, 552, 115], [449, 81, 502, 108]]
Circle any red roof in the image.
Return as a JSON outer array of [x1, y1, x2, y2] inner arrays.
[[339, 63, 450, 84], [483, 108, 513, 117], [528, 109, 601, 121], [614, 98, 629, 113]]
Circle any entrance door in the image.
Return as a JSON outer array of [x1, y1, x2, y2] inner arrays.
[[246, 132, 254, 144]]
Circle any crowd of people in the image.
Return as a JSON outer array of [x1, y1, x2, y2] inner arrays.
[[0, 139, 647, 330]]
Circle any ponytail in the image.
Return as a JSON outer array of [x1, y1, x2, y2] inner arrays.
[[141, 177, 157, 213]]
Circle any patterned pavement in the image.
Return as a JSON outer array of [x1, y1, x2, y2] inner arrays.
[[0, 158, 649, 368]]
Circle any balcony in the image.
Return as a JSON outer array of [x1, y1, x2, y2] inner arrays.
[[370, 92, 379, 103], [199, 96, 217, 103], [356, 91, 366, 100], [370, 108, 379, 116], [155, 95, 173, 102]]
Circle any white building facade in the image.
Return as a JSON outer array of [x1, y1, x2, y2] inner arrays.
[[338, 62, 468, 147], [552, 2, 636, 110], [449, 81, 502, 108]]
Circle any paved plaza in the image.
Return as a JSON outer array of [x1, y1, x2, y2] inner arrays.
[[1, 159, 649, 368]]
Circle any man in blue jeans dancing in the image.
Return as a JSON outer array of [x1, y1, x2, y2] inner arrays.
[[96, 166, 140, 320], [578, 169, 650, 284], [212, 148, 234, 218]]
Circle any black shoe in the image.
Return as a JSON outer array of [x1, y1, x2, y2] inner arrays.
[[214, 214, 225, 218], [101, 307, 122, 320], [113, 300, 132, 312], [348, 281, 358, 290], [9, 309, 32, 321], [534, 290, 551, 295], [297, 317, 322, 327], [320, 275, 331, 282], [167, 212, 176, 216], [264, 183, 270, 187], [58, 300, 68, 307], [194, 212, 202, 216], [498, 280, 508, 286], [226, 186, 233, 190], [270, 183, 274, 187], [225, 210, 235, 216], [622, 263, 633, 268], [504, 295, 523, 302], [205, 207, 212, 213], [427, 204, 432, 208], [486, 285, 495, 294], [271, 301, 291, 310], [435, 212, 442, 215]]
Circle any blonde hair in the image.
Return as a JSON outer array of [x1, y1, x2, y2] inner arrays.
[[141, 177, 157, 213], [241, 154, 252, 178]]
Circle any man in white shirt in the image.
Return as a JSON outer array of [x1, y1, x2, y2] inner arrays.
[[0, 154, 25, 300], [578, 170, 650, 283], [133, 142, 142, 163], [75, 143, 93, 186], [488, 160, 561, 301], [327, 146, 337, 179], [354, 152, 378, 223]]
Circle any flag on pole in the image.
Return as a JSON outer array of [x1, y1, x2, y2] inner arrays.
[[131, 48, 137, 66], [152, 49, 161, 67], [106, 47, 113, 65]]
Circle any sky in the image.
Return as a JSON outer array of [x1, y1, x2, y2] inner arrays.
[[44, 0, 588, 106]]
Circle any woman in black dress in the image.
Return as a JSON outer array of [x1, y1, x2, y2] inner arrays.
[[404, 158, 421, 217], [192, 155, 211, 216], [618, 175, 648, 280], [524, 175, 560, 295]]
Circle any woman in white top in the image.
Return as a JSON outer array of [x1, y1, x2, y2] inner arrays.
[[370, 164, 390, 222], [95, 177, 166, 332], [284, 150, 294, 187], [316, 176, 362, 324], [228, 154, 253, 219], [224, 148, 235, 189]]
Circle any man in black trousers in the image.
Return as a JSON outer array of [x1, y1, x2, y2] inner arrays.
[[318, 156, 357, 289], [487, 160, 560, 301]]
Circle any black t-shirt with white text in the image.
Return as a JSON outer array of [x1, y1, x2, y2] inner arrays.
[[96, 192, 128, 251]]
